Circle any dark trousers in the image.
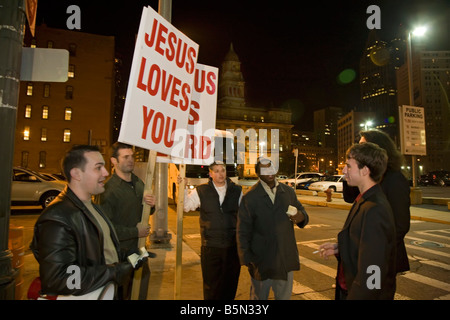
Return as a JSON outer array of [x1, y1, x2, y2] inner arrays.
[[120, 261, 151, 300], [201, 245, 241, 300], [335, 280, 348, 300]]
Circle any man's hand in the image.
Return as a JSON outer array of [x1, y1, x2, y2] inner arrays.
[[136, 223, 150, 238], [318, 242, 338, 260], [143, 194, 155, 207], [289, 211, 305, 224]]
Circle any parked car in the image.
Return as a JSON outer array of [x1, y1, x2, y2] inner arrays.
[[296, 176, 326, 190], [39, 172, 67, 181], [238, 177, 259, 187], [308, 175, 344, 192], [418, 171, 450, 187], [276, 175, 288, 180], [279, 172, 325, 188], [11, 167, 66, 208]]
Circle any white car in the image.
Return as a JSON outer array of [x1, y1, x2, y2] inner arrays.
[[238, 177, 259, 187], [11, 167, 66, 208], [279, 172, 325, 188], [308, 175, 344, 192]]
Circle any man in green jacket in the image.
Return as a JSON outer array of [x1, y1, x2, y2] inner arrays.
[[95, 142, 155, 299]]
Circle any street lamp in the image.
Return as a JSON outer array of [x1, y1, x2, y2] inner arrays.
[[360, 120, 373, 131], [406, 26, 427, 194]]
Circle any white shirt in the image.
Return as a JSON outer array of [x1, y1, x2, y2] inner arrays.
[[183, 182, 243, 212]]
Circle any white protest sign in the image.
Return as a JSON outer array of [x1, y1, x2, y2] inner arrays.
[[399, 105, 427, 155], [183, 63, 218, 164], [119, 6, 199, 155], [157, 63, 218, 165]]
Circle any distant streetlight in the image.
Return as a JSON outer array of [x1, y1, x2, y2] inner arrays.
[[407, 25, 427, 189], [360, 120, 373, 131]]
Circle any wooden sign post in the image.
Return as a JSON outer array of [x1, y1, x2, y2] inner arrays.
[[174, 163, 186, 299], [131, 150, 157, 300]]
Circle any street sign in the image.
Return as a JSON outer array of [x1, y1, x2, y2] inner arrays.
[[20, 48, 69, 82], [399, 105, 427, 155], [119, 6, 199, 156]]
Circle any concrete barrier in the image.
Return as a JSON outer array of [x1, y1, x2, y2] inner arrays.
[[422, 197, 450, 206]]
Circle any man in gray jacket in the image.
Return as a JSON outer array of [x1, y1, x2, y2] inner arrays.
[[237, 157, 309, 300]]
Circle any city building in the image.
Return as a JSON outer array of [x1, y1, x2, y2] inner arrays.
[[15, 25, 116, 173], [397, 49, 450, 172], [337, 110, 376, 173], [215, 44, 294, 177], [313, 106, 343, 149], [359, 30, 405, 139], [291, 130, 335, 174]]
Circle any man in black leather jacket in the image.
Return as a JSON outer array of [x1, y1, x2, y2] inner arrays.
[[31, 145, 134, 298]]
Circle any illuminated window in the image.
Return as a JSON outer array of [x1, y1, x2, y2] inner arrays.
[[42, 106, 49, 119], [26, 83, 33, 96], [24, 126, 30, 140], [64, 107, 72, 120], [41, 128, 47, 142], [68, 65, 75, 78], [47, 40, 53, 48], [63, 129, 71, 142], [25, 104, 32, 118]]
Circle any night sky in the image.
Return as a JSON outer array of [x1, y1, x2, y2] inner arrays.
[[35, 0, 449, 130]]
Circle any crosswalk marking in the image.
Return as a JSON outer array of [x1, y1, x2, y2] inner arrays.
[[401, 272, 450, 292], [300, 255, 336, 278], [408, 255, 450, 271], [298, 255, 411, 300], [406, 244, 450, 258], [296, 236, 450, 300], [415, 229, 450, 241], [292, 281, 330, 300], [435, 293, 450, 300]]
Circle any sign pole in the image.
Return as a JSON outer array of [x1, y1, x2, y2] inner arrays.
[[0, 0, 25, 299], [174, 163, 186, 299], [131, 150, 157, 300]]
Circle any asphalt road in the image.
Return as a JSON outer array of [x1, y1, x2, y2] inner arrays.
[[173, 203, 450, 300]]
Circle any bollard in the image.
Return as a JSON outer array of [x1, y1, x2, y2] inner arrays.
[[325, 188, 333, 202]]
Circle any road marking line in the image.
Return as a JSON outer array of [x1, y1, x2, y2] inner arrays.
[[292, 281, 330, 300], [406, 244, 450, 258], [401, 272, 450, 292], [297, 237, 336, 245], [300, 255, 337, 278], [408, 255, 450, 271], [299, 255, 411, 300]]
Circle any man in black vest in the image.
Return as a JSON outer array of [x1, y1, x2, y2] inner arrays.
[[181, 161, 243, 300]]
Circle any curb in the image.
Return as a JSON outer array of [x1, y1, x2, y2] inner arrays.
[[298, 196, 450, 225], [410, 215, 450, 225]]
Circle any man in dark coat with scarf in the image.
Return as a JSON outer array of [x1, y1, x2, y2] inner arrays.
[[237, 157, 309, 300]]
